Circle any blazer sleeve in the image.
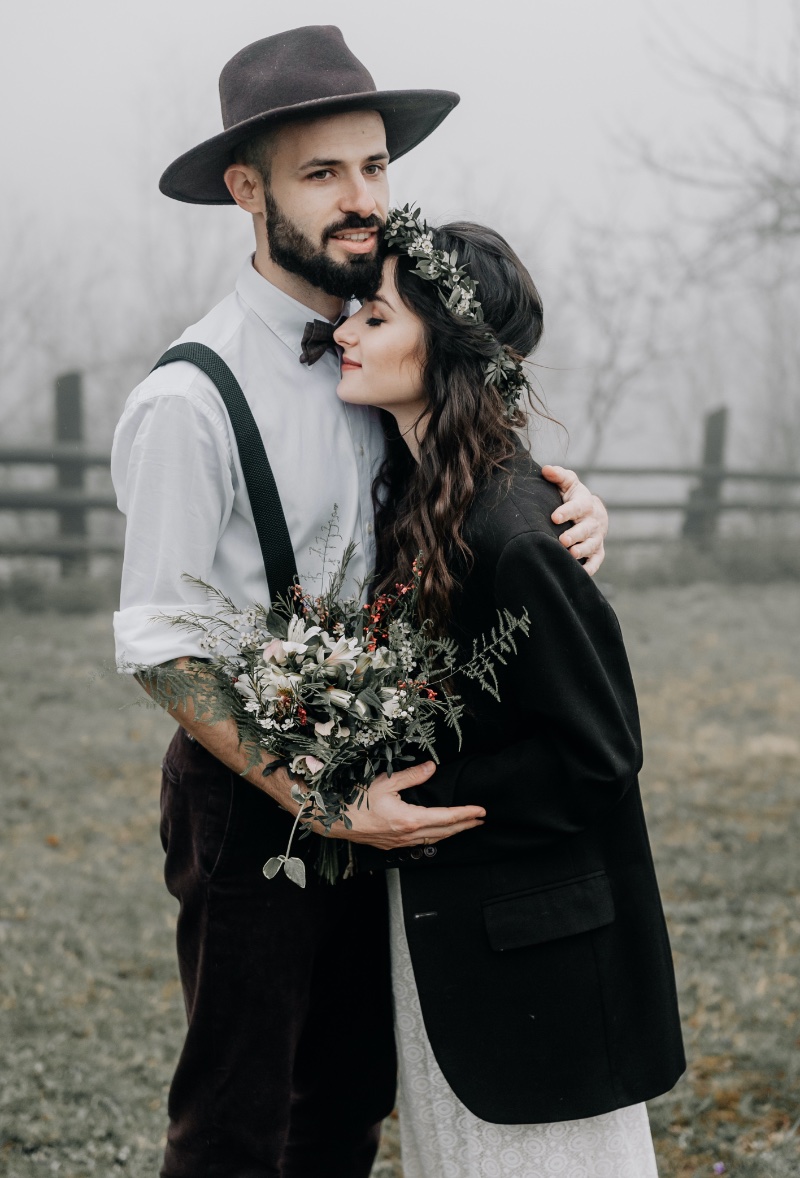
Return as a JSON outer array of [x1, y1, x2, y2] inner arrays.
[[392, 526, 643, 866]]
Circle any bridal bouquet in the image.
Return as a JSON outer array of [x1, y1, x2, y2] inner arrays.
[[141, 524, 528, 886]]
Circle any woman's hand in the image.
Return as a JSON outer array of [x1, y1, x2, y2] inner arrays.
[[541, 465, 608, 577], [331, 761, 485, 850]]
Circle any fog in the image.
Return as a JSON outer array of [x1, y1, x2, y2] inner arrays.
[[1, 0, 797, 476]]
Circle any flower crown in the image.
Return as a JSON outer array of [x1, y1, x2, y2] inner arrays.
[[383, 205, 532, 416]]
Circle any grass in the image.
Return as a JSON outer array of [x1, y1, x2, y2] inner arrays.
[[1, 582, 799, 1177]]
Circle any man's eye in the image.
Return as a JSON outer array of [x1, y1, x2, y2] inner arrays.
[[364, 164, 383, 176], [365, 317, 384, 327], [308, 169, 333, 180]]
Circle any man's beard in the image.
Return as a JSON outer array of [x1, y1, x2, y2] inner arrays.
[[264, 188, 384, 302]]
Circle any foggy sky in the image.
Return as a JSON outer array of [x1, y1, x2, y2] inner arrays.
[[0, 0, 793, 470], [0, 0, 782, 256]]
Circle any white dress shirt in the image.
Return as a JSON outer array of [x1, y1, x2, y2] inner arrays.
[[111, 257, 385, 669]]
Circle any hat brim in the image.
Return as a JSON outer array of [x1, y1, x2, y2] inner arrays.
[[159, 89, 460, 204]]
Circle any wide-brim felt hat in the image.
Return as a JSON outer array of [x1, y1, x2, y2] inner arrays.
[[159, 25, 460, 204]]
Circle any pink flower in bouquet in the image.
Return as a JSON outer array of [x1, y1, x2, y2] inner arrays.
[[262, 638, 288, 664], [291, 754, 325, 776]]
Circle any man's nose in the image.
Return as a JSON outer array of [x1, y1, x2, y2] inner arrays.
[[339, 172, 377, 219]]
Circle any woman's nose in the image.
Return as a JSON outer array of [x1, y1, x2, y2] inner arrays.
[[333, 321, 356, 348]]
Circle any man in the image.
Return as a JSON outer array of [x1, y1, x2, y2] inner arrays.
[[112, 26, 609, 1178]]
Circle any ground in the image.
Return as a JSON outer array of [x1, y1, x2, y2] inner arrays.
[[1, 583, 799, 1177]]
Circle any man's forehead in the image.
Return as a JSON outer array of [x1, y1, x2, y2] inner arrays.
[[272, 110, 388, 166]]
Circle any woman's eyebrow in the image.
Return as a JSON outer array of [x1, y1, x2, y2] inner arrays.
[[371, 293, 396, 312]]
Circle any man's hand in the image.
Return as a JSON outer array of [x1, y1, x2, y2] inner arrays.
[[330, 761, 485, 850], [541, 464, 608, 577]]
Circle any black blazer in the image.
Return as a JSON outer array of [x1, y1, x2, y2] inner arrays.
[[359, 451, 685, 1124]]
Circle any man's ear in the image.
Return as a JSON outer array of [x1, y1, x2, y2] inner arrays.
[[223, 163, 264, 214]]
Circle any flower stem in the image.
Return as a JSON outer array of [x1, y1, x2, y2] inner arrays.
[[284, 795, 312, 861]]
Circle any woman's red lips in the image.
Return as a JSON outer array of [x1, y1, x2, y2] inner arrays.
[[341, 358, 362, 370]]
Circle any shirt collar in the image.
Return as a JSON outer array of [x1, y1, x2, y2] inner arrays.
[[236, 255, 350, 359]]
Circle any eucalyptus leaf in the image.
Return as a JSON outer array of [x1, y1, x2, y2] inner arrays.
[[309, 790, 328, 815], [357, 686, 383, 711], [263, 856, 285, 880], [284, 857, 307, 888], [265, 610, 288, 639]]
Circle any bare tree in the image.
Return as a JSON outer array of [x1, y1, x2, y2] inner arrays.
[[628, 4, 800, 269], [620, 4, 800, 470], [553, 222, 675, 467]]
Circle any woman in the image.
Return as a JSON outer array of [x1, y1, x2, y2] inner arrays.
[[334, 211, 684, 1177]]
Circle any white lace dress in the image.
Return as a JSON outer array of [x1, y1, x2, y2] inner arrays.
[[387, 871, 659, 1178]]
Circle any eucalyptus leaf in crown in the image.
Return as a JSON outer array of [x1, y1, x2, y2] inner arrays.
[[384, 205, 533, 417]]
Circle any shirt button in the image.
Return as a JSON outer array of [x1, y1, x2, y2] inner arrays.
[[423, 845, 438, 858], [409, 847, 423, 860], [358, 444, 365, 457], [366, 522, 373, 535]]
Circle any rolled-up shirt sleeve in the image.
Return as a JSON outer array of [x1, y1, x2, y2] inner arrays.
[[111, 382, 235, 670]]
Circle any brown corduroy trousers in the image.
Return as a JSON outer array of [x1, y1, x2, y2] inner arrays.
[[158, 728, 396, 1178]]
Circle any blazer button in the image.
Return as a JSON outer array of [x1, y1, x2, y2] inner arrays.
[[409, 847, 423, 860], [423, 845, 438, 858]]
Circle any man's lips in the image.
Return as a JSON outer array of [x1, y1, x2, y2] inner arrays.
[[329, 230, 378, 255]]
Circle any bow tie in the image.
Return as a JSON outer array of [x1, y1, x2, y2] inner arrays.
[[300, 318, 339, 366]]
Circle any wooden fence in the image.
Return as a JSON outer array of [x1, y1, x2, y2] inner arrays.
[[1, 376, 799, 576], [580, 407, 800, 544]]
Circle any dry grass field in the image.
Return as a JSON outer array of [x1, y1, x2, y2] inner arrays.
[[1, 582, 799, 1177]]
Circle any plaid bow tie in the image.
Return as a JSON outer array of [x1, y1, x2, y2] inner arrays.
[[300, 319, 339, 366]]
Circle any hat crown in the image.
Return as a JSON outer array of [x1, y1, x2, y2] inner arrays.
[[219, 26, 377, 130]]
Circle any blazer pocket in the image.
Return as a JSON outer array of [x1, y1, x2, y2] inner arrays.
[[482, 871, 615, 952]]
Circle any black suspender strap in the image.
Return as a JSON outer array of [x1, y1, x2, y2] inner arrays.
[[151, 343, 298, 602]]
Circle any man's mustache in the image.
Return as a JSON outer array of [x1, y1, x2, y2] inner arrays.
[[322, 214, 384, 244]]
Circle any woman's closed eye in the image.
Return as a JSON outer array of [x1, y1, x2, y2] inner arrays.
[[365, 316, 385, 327]]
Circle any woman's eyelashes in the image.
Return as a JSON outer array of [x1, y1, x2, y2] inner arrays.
[[365, 316, 385, 327]]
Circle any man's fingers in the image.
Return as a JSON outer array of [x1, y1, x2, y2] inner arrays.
[[541, 463, 579, 497], [410, 818, 485, 844], [403, 803, 486, 826], [386, 761, 437, 790], [558, 518, 593, 548], [581, 550, 603, 577], [552, 491, 592, 527], [560, 528, 602, 558]]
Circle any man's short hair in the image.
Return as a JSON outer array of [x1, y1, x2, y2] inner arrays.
[[232, 129, 275, 182]]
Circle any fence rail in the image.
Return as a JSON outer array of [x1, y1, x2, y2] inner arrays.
[[1, 378, 799, 574], [0, 444, 112, 466]]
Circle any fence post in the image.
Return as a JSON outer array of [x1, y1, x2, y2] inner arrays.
[[55, 371, 87, 576], [682, 406, 729, 544]]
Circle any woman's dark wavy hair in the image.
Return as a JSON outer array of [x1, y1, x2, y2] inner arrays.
[[371, 221, 548, 632]]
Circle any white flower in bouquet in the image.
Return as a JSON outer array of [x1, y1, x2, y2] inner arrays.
[[318, 634, 361, 674], [326, 686, 355, 709], [379, 688, 402, 719]]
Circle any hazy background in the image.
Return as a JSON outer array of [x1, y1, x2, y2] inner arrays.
[[0, 0, 798, 509], [2, 9, 800, 1176]]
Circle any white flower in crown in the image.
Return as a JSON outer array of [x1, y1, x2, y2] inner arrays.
[[411, 232, 434, 255], [455, 288, 474, 316]]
